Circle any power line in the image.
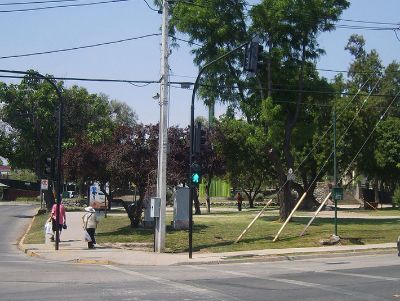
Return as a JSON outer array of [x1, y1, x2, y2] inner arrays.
[[0, 0, 90, 6], [0, 33, 161, 60], [336, 24, 398, 31], [394, 30, 400, 43], [0, 0, 129, 12], [1, 70, 398, 101], [142, 0, 159, 12], [339, 18, 400, 26], [0, 71, 160, 85], [0, 33, 199, 60]]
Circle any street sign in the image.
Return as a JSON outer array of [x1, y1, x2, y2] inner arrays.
[[40, 179, 48, 190], [332, 187, 344, 201]]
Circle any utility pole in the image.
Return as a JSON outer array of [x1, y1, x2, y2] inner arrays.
[[155, 0, 169, 253]]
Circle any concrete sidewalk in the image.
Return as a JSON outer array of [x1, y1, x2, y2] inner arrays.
[[19, 211, 398, 266]]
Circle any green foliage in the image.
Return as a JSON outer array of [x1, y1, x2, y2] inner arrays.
[[0, 73, 138, 185], [393, 187, 400, 207], [215, 117, 273, 206], [9, 169, 38, 182]]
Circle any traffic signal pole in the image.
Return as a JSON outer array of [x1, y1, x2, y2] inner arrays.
[[189, 41, 250, 259]]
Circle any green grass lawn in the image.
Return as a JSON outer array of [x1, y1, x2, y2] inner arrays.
[[25, 208, 400, 253]]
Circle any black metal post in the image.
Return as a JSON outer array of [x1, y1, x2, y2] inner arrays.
[[188, 42, 249, 259], [333, 109, 338, 237]]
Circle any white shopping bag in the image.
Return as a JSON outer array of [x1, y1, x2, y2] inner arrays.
[[83, 230, 92, 242], [44, 221, 53, 235]]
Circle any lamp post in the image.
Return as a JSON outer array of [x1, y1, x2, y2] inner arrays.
[[0, 69, 63, 250]]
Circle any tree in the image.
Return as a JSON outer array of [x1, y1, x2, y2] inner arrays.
[[215, 116, 273, 208], [337, 35, 399, 202], [109, 98, 138, 127], [170, 0, 349, 220], [0, 72, 139, 210]]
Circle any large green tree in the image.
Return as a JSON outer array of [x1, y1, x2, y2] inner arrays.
[[170, 0, 349, 219]]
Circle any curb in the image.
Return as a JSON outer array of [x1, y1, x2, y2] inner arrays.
[[25, 249, 40, 258], [17, 211, 37, 254], [174, 247, 398, 266], [71, 259, 115, 265]]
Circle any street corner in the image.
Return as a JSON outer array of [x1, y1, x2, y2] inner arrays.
[[18, 243, 41, 258], [25, 249, 41, 258]]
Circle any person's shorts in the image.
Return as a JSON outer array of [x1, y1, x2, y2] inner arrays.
[[51, 219, 63, 232]]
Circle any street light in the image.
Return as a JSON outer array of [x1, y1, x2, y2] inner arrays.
[[0, 69, 63, 250]]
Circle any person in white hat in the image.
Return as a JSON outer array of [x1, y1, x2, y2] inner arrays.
[[82, 206, 98, 249]]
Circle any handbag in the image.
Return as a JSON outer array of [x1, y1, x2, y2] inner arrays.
[[62, 222, 67, 229], [83, 230, 92, 242]]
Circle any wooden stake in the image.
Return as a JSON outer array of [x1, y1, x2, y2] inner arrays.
[[273, 192, 307, 242], [235, 199, 274, 243], [299, 192, 331, 237]]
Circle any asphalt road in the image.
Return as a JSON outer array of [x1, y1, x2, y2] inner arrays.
[[0, 203, 399, 301]]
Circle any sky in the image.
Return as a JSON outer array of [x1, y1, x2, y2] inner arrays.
[[0, 0, 399, 128]]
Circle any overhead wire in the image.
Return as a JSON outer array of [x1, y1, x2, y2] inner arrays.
[[338, 18, 400, 26], [0, 33, 162, 60], [142, 0, 159, 12], [0, 0, 89, 5], [0, 0, 129, 12], [0, 33, 200, 60]]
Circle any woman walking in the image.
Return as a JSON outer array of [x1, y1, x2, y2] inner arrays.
[[82, 206, 98, 249]]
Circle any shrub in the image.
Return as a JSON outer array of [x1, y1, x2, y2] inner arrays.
[[393, 187, 400, 207]]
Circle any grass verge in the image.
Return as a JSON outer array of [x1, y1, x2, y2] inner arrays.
[[25, 208, 400, 253]]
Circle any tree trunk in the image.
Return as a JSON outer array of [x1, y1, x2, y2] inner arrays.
[[279, 181, 293, 221], [373, 177, 379, 203], [122, 199, 144, 228], [205, 184, 211, 213]]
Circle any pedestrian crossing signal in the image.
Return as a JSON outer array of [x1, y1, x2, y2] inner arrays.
[[191, 163, 201, 186], [192, 172, 200, 184]]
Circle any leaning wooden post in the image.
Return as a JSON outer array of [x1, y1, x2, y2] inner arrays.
[[235, 199, 274, 243], [273, 192, 307, 242], [299, 192, 331, 237]]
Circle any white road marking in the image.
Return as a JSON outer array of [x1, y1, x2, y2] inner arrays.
[[320, 270, 399, 281], [104, 265, 242, 301], [189, 265, 394, 301]]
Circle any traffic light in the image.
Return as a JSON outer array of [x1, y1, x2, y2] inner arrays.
[[44, 157, 55, 179], [191, 163, 201, 186], [193, 122, 207, 154], [244, 38, 263, 74]]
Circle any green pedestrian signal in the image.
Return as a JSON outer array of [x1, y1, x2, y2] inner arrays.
[[192, 172, 200, 184], [191, 163, 201, 186]]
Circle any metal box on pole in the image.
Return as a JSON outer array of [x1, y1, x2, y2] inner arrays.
[[150, 197, 161, 218]]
